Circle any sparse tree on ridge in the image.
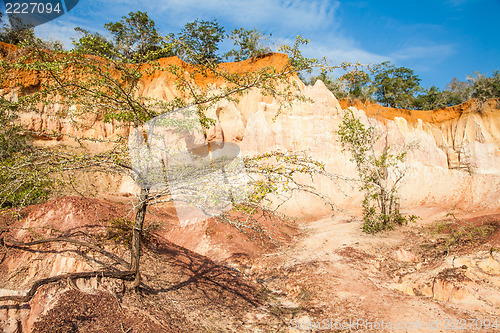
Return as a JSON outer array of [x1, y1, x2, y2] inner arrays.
[[338, 69, 371, 100], [177, 18, 225, 64], [0, 13, 62, 50], [224, 28, 271, 62], [470, 70, 500, 101], [103, 11, 170, 61], [306, 70, 349, 99], [371, 61, 421, 109], [0, 12, 35, 45], [73, 27, 116, 58], [446, 77, 473, 103]]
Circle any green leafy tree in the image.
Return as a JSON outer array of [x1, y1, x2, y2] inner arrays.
[[306, 67, 372, 101], [0, 14, 33, 45], [0, 95, 45, 207], [470, 70, 500, 101], [103, 11, 167, 61], [445, 77, 472, 103], [0, 127, 55, 208], [72, 27, 116, 58], [413, 77, 479, 110], [1, 13, 63, 51], [177, 19, 225, 64], [224, 28, 270, 62], [371, 61, 422, 109], [338, 69, 371, 100], [338, 109, 413, 233], [412, 86, 446, 110]]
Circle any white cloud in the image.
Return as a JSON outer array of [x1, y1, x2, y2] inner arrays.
[[390, 44, 455, 61], [34, 0, 344, 50], [35, 19, 79, 49], [303, 40, 389, 65], [147, 0, 340, 33]]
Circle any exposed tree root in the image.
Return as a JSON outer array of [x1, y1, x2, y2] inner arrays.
[[0, 236, 135, 303], [0, 270, 134, 303]]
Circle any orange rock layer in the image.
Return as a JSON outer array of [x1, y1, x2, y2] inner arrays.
[[339, 98, 500, 124]]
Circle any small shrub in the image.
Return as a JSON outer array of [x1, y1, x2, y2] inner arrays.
[[338, 109, 415, 233], [100, 217, 160, 246], [430, 219, 496, 250], [362, 205, 418, 234], [104, 217, 133, 246]]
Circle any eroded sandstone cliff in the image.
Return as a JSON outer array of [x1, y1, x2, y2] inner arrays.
[[3, 44, 499, 214]]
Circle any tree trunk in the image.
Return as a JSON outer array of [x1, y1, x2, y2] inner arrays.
[[388, 195, 393, 217], [131, 187, 149, 288], [380, 189, 386, 215]]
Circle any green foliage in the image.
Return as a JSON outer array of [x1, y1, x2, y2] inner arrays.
[[101, 217, 134, 245], [243, 151, 332, 207], [371, 61, 421, 108], [411, 72, 500, 110], [412, 86, 450, 110], [103, 11, 166, 61], [305, 62, 420, 107], [0, 13, 62, 50], [431, 218, 496, 251], [73, 15, 266, 65], [307, 58, 500, 110], [445, 77, 473, 103], [224, 28, 270, 62], [0, 153, 53, 208], [0, 90, 90, 209], [470, 70, 500, 101], [306, 71, 348, 99], [307, 71, 333, 87], [361, 205, 418, 233], [0, 101, 28, 160], [0, 13, 35, 45], [0, 61, 54, 208], [177, 19, 225, 64], [338, 109, 412, 233], [73, 27, 116, 58], [338, 69, 372, 100], [99, 217, 160, 246], [73, 12, 176, 62], [278, 36, 320, 72], [0, 144, 53, 209]]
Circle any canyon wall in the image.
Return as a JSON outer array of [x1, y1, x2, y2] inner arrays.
[[197, 81, 500, 215], [4, 48, 500, 216]]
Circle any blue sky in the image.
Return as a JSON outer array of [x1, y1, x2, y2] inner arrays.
[[3, 0, 499, 89]]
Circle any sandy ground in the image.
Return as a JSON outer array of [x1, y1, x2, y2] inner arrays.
[[246, 206, 500, 332], [1, 197, 499, 332]]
